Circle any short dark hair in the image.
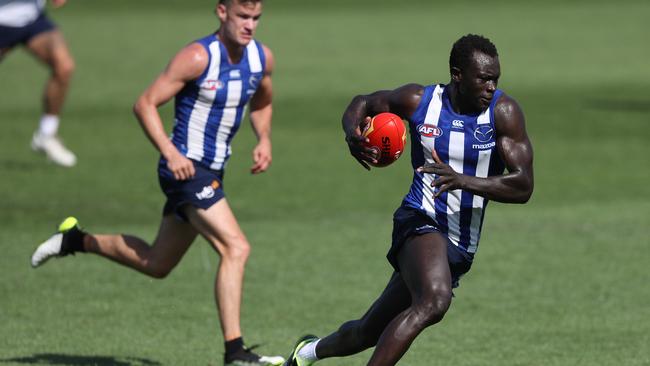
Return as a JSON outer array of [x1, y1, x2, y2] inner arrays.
[[449, 34, 498, 71]]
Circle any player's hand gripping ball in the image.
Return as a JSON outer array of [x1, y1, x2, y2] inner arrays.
[[361, 112, 407, 167]]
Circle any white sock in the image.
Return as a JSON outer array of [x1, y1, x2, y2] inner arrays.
[[38, 114, 60, 137], [297, 338, 320, 361]]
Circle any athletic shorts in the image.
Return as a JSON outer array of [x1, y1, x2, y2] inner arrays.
[[158, 159, 225, 222], [388, 206, 474, 288], [0, 14, 56, 49]]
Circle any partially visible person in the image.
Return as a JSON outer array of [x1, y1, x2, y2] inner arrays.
[[282, 34, 534, 366], [30, 0, 284, 365], [0, 0, 76, 167]]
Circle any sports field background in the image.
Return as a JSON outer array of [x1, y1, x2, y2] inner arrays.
[[1, 0, 649, 365]]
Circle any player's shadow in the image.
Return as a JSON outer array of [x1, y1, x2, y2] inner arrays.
[[584, 99, 650, 113], [0, 353, 161, 366], [0, 159, 41, 171]]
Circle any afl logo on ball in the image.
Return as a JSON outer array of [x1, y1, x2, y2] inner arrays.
[[418, 124, 442, 138]]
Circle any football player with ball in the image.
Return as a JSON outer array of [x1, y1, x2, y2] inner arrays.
[[283, 34, 534, 366]]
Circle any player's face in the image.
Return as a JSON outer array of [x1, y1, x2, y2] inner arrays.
[[455, 51, 501, 112], [217, 1, 263, 46]]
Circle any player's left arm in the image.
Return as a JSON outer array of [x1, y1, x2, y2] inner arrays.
[[248, 45, 274, 174], [419, 94, 534, 203]]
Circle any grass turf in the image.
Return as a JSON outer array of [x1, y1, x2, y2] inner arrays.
[[1, 0, 649, 365]]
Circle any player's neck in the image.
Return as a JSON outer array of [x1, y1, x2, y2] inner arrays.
[[216, 30, 246, 64], [448, 83, 480, 115]]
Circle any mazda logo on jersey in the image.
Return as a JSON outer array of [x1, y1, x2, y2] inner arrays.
[[417, 124, 442, 138], [474, 125, 494, 142]]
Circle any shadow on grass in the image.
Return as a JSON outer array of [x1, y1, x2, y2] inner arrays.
[[0, 159, 41, 171], [585, 99, 650, 113], [0, 354, 161, 366]]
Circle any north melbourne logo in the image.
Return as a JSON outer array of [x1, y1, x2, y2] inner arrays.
[[246, 75, 260, 95]]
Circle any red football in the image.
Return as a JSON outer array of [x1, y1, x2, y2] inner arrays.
[[361, 112, 407, 167]]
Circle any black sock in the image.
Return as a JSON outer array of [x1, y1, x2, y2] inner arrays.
[[63, 227, 86, 253], [225, 337, 244, 356]]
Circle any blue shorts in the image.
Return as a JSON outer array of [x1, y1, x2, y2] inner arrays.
[[158, 159, 225, 222], [388, 206, 474, 288], [0, 14, 56, 49]]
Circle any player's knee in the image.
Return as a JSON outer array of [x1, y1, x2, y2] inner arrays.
[[220, 236, 251, 262], [53, 57, 75, 81], [413, 288, 452, 327], [147, 264, 173, 279], [145, 259, 175, 279]]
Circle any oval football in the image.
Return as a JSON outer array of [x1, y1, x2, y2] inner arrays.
[[362, 113, 406, 167]]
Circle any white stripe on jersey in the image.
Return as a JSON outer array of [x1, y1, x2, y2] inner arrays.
[[421, 85, 444, 218], [186, 41, 222, 162], [210, 80, 243, 170], [446, 131, 465, 246], [246, 42, 263, 73], [468, 109, 493, 252]]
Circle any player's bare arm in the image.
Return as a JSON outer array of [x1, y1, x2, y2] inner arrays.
[[248, 45, 273, 174], [419, 94, 534, 203], [342, 83, 423, 169], [133, 43, 208, 181]]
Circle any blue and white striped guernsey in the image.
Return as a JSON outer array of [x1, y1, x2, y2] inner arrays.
[[402, 84, 506, 254], [170, 34, 266, 171]]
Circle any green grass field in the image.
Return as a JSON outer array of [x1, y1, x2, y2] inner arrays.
[[1, 0, 649, 365]]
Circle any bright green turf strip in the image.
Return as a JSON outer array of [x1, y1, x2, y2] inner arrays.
[[1, 0, 649, 365]]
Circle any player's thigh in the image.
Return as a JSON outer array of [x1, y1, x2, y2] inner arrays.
[[149, 214, 199, 267], [357, 272, 411, 335], [397, 232, 452, 301], [25, 29, 72, 68], [0, 47, 11, 60], [184, 198, 247, 252]]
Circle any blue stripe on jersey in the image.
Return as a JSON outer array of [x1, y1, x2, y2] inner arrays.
[[409, 85, 435, 124], [458, 152, 477, 247], [171, 86, 194, 155], [403, 85, 435, 208], [407, 124, 426, 206]]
